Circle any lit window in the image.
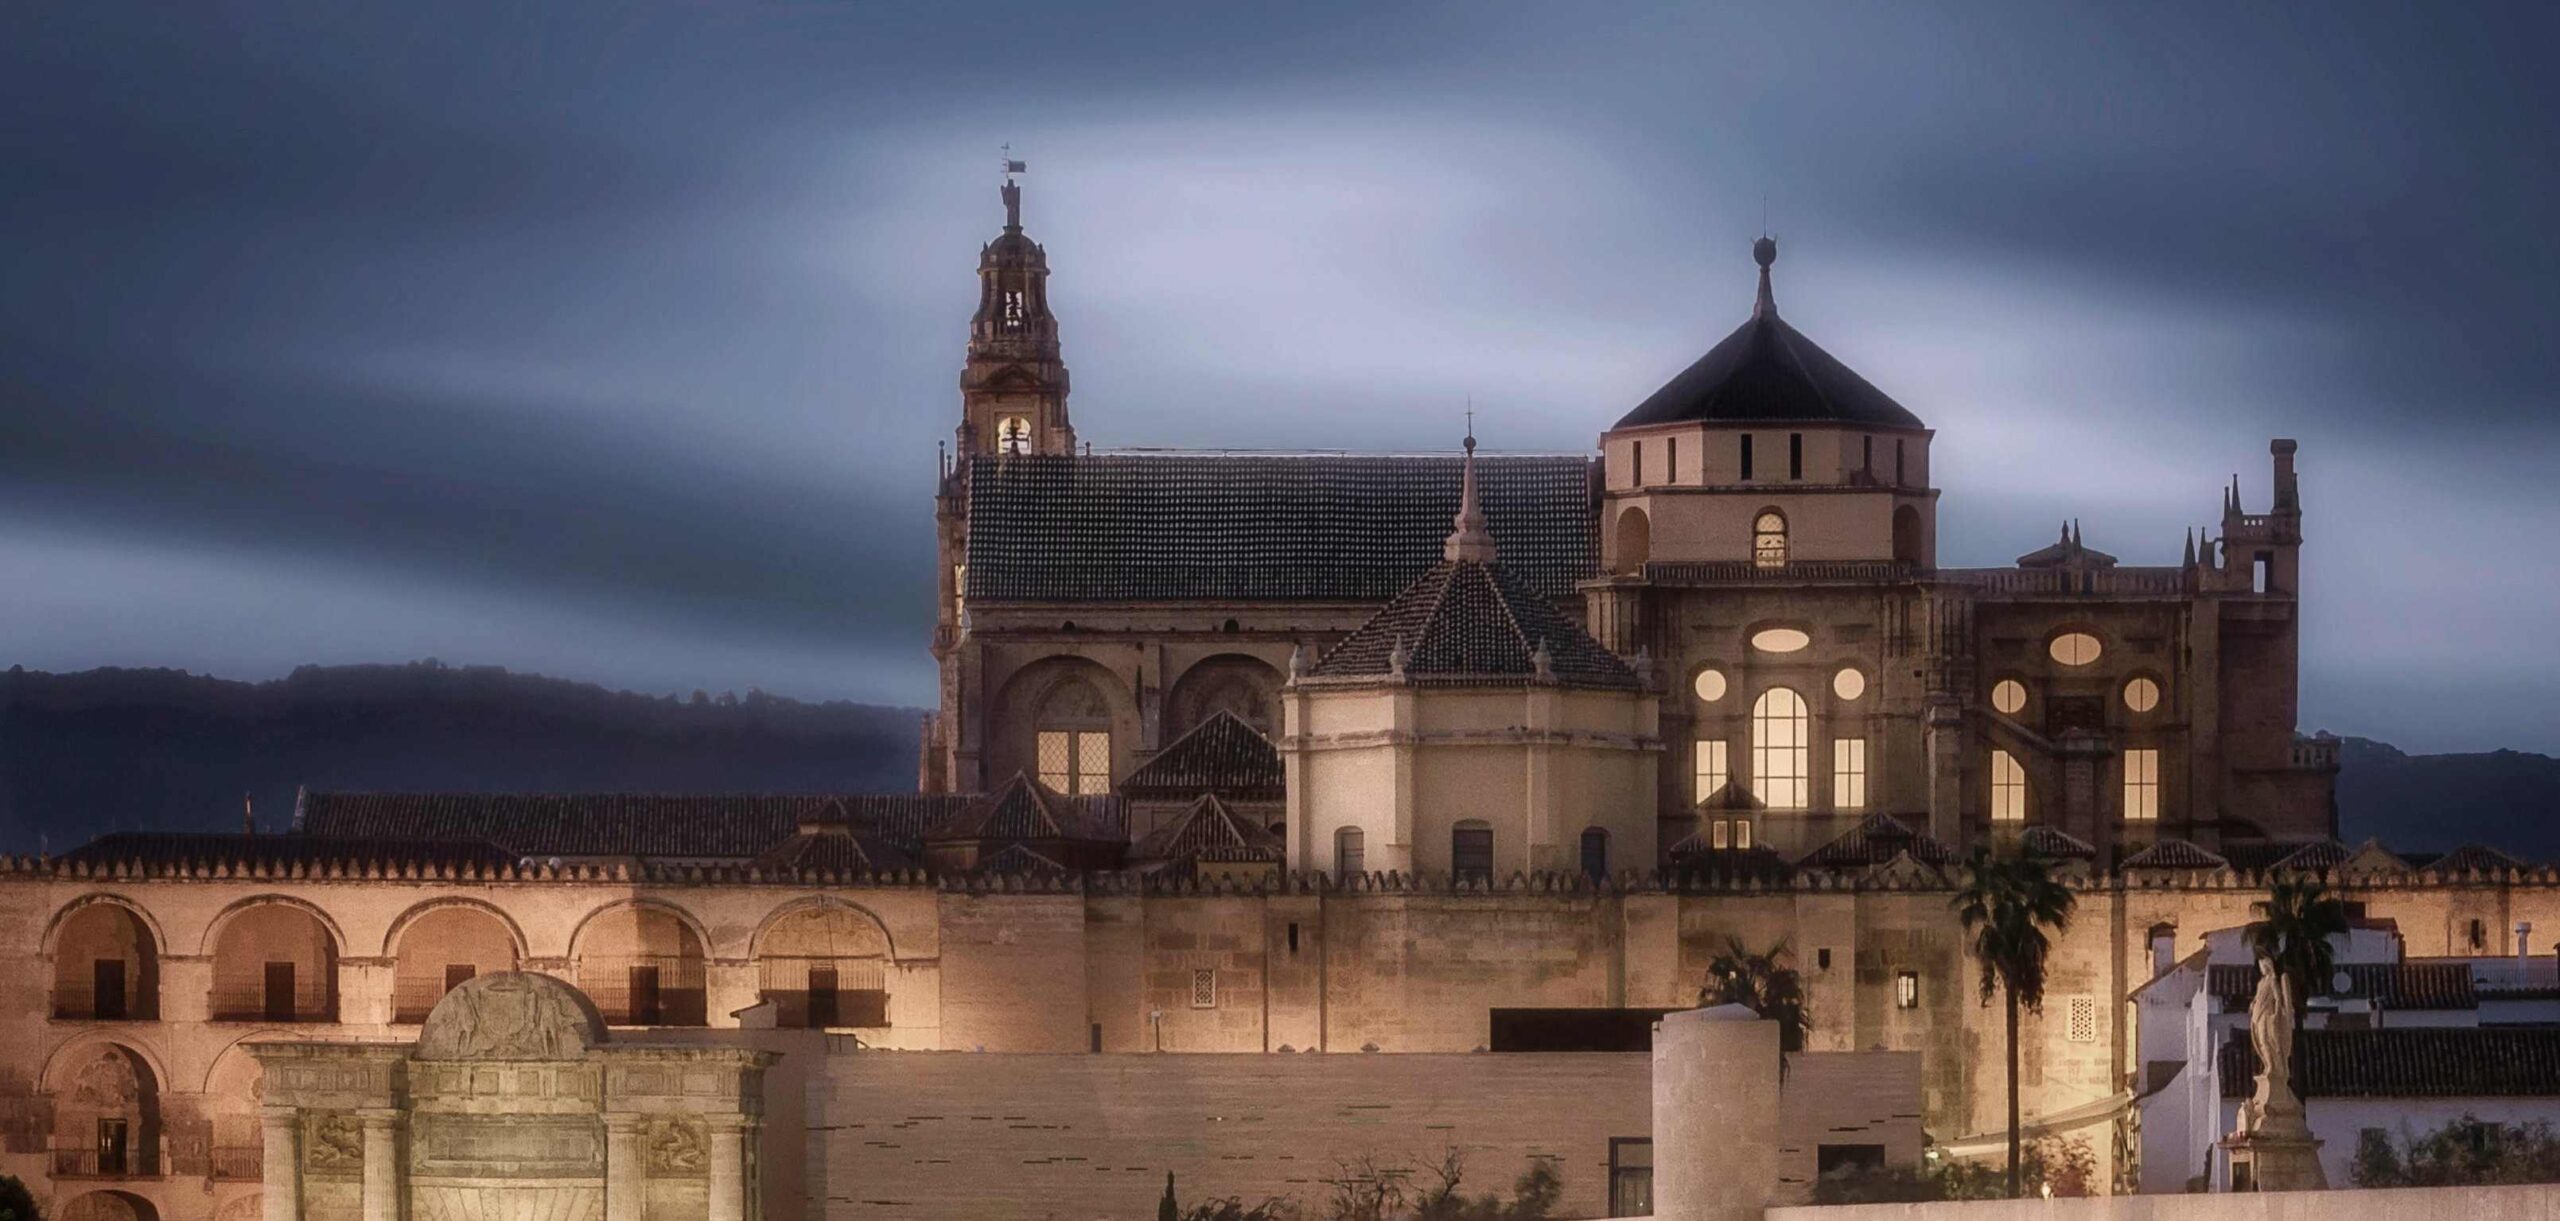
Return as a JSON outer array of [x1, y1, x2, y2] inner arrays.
[[1991, 679, 2026, 716], [2124, 676, 2160, 714], [2066, 996, 2098, 1044], [1833, 667, 1866, 701], [1896, 971, 1920, 1010], [1693, 668, 1728, 703], [1190, 969, 1217, 1009], [1750, 627, 1810, 653], [1036, 729, 1111, 794], [2048, 632, 2103, 666], [1710, 819, 1753, 850], [1991, 749, 2027, 822], [996, 415, 1031, 454], [952, 564, 967, 624], [1694, 740, 1730, 803], [1834, 739, 1868, 810], [1711, 819, 1729, 850], [1752, 688, 1810, 809], [2124, 748, 2159, 821], [1753, 512, 1788, 568], [1735, 819, 1752, 850]]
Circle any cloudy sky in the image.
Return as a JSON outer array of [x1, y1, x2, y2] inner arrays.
[[4, 2, 2555, 753]]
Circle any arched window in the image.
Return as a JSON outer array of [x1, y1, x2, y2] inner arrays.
[[1990, 750, 2028, 822], [1753, 511, 1788, 568], [1616, 506, 1652, 573], [1452, 820, 1495, 883], [996, 415, 1031, 454], [52, 903, 158, 1021], [1335, 827, 1366, 878], [1751, 688, 1809, 808], [1580, 828, 1610, 880], [1036, 676, 1113, 795]]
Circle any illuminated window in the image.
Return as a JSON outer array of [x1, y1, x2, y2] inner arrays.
[[2066, 995, 2098, 1044], [1335, 826, 1365, 877], [995, 415, 1032, 454], [1832, 667, 1866, 701], [1750, 627, 1810, 653], [1694, 739, 1730, 803], [1736, 819, 1752, 850], [1190, 969, 1217, 1009], [952, 564, 967, 624], [1710, 819, 1754, 851], [2048, 632, 2103, 666], [2124, 748, 2159, 821], [1752, 688, 1809, 809], [1711, 819, 1729, 850], [2124, 676, 2161, 714], [1991, 679, 2027, 716], [1036, 677, 1113, 794], [1990, 750, 2027, 822], [1753, 512, 1788, 568], [1834, 739, 1868, 810], [1693, 668, 1728, 703], [1896, 971, 1920, 1009]]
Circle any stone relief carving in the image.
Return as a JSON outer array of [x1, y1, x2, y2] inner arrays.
[[305, 1113, 365, 1177], [645, 1116, 709, 1177], [416, 971, 607, 1062]]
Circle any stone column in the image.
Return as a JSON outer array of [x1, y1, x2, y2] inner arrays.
[[707, 1117, 750, 1221], [602, 1116, 645, 1221], [1653, 1007, 1779, 1221], [358, 1110, 401, 1221], [260, 1108, 302, 1221]]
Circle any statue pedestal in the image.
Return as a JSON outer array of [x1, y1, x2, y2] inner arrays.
[[2221, 1126, 2327, 1192]]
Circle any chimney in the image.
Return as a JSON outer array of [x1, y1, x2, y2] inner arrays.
[[2271, 438, 2300, 512]]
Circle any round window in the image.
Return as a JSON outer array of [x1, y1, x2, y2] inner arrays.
[[2124, 676, 2161, 713], [1992, 679, 2027, 715], [1750, 627, 1811, 654], [1833, 667, 1866, 701], [1694, 669, 1728, 703], [2049, 632, 2103, 666]]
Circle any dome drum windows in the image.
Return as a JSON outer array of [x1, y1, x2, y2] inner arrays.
[[1753, 511, 1788, 569], [2123, 676, 2162, 714], [1990, 750, 2028, 822], [1751, 688, 1810, 809], [2048, 631, 2104, 667], [1991, 679, 2027, 716]]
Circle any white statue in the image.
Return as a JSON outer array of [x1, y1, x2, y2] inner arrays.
[[2242, 955, 2303, 1133]]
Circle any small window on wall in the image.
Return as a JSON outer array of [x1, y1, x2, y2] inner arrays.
[[2124, 676, 2161, 714], [1991, 750, 2028, 822], [1632, 440, 1645, 488], [2123, 749, 2159, 821], [1992, 679, 2027, 716], [2065, 996, 2099, 1044], [2048, 632, 2103, 666], [1753, 512, 1788, 568], [1608, 1138, 1654, 1218], [1037, 729, 1112, 795], [1580, 828, 1610, 880], [1788, 432, 1803, 480], [1667, 436, 1679, 483], [1694, 740, 1730, 803], [1694, 668, 1728, 703], [1834, 739, 1868, 810], [1453, 820, 1495, 882], [1191, 969, 1217, 1009], [1335, 826, 1366, 878], [1710, 819, 1753, 851], [1740, 434, 1755, 481], [1896, 971, 1920, 1009]]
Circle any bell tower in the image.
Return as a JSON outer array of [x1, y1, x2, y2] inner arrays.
[[959, 166, 1075, 456]]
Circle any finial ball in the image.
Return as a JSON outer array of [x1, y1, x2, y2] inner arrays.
[[1753, 235, 1778, 269]]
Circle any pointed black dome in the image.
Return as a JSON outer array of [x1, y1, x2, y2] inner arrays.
[[1614, 239, 1924, 430]]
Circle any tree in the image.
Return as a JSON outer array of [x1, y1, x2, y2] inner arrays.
[[1700, 937, 1810, 1053], [2246, 877, 2350, 1102], [1951, 847, 2077, 1198], [0, 1176, 35, 1221], [1162, 1171, 1181, 1221], [2353, 1116, 2560, 1187]]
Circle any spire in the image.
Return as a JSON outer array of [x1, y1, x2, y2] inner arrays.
[[1443, 430, 1497, 563], [2183, 528, 2197, 567], [1752, 235, 1779, 319], [2071, 519, 2082, 547]]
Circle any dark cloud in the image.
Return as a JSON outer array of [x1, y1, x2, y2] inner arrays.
[[3, 2, 2554, 746]]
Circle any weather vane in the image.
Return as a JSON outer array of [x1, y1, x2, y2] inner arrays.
[[1002, 142, 1025, 178]]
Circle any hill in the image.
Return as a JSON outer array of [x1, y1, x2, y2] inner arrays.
[[0, 662, 921, 851], [2335, 735, 2560, 861]]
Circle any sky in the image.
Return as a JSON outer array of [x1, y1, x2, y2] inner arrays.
[[3, 2, 2556, 754]]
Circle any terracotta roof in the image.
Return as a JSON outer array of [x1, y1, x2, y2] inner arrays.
[[1614, 242, 1923, 431], [2207, 962, 2477, 1011], [2021, 825, 2097, 861], [1797, 814, 1953, 869], [59, 831, 517, 871], [298, 792, 968, 859], [926, 773, 1125, 844], [1305, 558, 1638, 688], [961, 453, 1597, 604], [2119, 839, 2229, 870], [1131, 794, 1285, 865], [2425, 843, 2528, 875], [2220, 1027, 2560, 1098], [1120, 712, 1284, 800], [750, 823, 918, 875]]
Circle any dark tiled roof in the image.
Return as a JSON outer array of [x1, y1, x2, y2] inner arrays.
[[2207, 962, 2477, 1011], [1797, 814, 1953, 869], [299, 792, 969, 859], [2425, 844, 2528, 875], [1120, 712, 1284, 800], [751, 824, 918, 875], [60, 831, 518, 871], [1131, 794, 1285, 865], [1664, 836, 1796, 883], [1305, 559, 1639, 688], [1613, 254, 1924, 430], [962, 453, 1597, 603], [981, 843, 1072, 875], [926, 774, 1126, 844], [2120, 839, 2229, 871], [2014, 526, 2117, 570], [2021, 826, 2097, 861], [2220, 1027, 2560, 1099]]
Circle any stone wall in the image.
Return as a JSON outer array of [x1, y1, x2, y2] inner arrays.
[[1765, 1182, 2560, 1221]]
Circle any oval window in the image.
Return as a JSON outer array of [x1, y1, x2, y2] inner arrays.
[[1992, 679, 2027, 715], [1750, 627, 1811, 654], [2125, 676, 2161, 713], [1833, 667, 1866, 701], [1694, 669, 1728, 703], [2049, 632, 2103, 666]]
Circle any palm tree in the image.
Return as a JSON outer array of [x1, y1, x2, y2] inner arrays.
[[1701, 937, 1811, 1054], [1952, 847, 2077, 1198], [2246, 877, 2351, 1102]]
